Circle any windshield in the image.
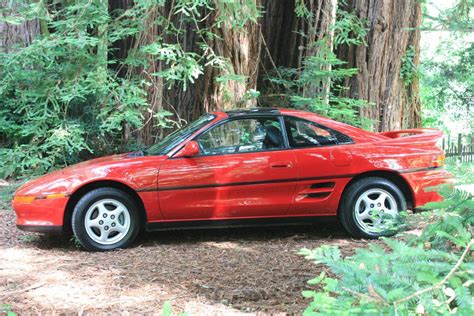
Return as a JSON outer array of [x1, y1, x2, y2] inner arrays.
[[145, 114, 216, 155]]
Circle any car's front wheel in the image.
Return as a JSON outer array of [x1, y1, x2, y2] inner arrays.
[[339, 177, 407, 239], [72, 188, 140, 251]]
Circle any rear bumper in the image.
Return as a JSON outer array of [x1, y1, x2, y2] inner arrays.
[[401, 168, 454, 208], [13, 197, 68, 230]]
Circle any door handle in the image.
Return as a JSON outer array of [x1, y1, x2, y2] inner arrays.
[[271, 161, 292, 168]]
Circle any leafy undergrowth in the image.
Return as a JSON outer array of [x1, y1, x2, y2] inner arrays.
[[301, 164, 473, 315], [0, 180, 23, 210]]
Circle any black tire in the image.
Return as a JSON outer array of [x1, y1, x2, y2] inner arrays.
[[339, 177, 407, 239], [71, 188, 140, 251]]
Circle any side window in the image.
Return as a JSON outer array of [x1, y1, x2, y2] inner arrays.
[[196, 117, 284, 155], [284, 116, 353, 148]]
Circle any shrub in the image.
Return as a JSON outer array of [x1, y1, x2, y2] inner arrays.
[[300, 164, 473, 315]]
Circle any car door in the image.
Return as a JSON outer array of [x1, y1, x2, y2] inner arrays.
[[158, 116, 297, 220], [283, 116, 355, 216]]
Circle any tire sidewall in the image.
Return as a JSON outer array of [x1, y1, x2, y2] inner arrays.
[[72, 188, 139, 251], [340, 178, 407, 239]]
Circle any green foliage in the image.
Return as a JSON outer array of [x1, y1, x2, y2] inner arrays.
[[300, 164, 474, 315], [262, 3, 369, 127], [0, 0, 262, 179], [70, 235, 82, 249], [161, 300, 187, 316], [266, 40, 367, 126], [421, 39, 473, 134], [0, 304, 16, 316], [18, 234, 40, 244], [295, 0, 312, 20], [421, 0, 473, 134], [400, 45, 419, 86], [333, 8, 368, 46], [0, 1, 148, 178], [423, 0, 474, 32]]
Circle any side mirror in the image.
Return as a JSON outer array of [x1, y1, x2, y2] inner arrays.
[[174, 141, 200, 158]]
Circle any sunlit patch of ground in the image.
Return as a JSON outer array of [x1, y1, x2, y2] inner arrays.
[[0, 202, 376, 314]]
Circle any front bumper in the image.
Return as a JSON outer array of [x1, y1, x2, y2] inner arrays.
[[17, 224, 63, 234], [13, 196, 69, 232], [401, 168, 454, 208]]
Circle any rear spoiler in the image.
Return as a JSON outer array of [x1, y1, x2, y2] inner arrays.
[[378, 128, 443, 147]]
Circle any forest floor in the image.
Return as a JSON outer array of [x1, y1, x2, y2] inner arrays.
[[0, 187, 380, 315]]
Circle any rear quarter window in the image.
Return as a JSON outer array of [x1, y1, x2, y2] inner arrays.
[[284, 116, 353, 148]]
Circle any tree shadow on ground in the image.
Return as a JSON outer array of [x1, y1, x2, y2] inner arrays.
[[4, 209, 369, 314]]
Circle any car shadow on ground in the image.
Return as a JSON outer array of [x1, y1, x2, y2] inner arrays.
[[29, 218, 349, 251]]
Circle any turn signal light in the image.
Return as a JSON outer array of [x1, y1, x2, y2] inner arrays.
[[14, 193, 67, 204], [13, 196, 35, 204], [44, 193, 67, 199]]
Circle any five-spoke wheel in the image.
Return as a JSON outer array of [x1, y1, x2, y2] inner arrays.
[[339, 177, 406, 238], [72, 188, 140, 251], [84, 199, 131, 245]]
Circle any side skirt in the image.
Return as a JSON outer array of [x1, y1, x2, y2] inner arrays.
[[146, 216, 337, 232]]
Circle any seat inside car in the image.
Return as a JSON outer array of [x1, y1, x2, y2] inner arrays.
[[263, 125, 283, 149]]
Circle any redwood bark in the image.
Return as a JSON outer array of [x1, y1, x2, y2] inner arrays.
[[257, 0, 337, 104], [0, 0, 40, 146], [337, 0, 422, 131], [134, 0, 264, 144], [197, 0, 262, 111], [0, 0, 39, 52]]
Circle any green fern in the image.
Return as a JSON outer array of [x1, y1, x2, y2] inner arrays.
[[300, 163, 474, 315]]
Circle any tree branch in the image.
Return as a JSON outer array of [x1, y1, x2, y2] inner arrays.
[[394, 239, 473, 306]]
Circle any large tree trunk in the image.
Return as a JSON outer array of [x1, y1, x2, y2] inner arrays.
[[134, 3, 167, 145], [258, 0, 338, 104], [400, 2, 422, 130], [337, 0, 422, 131], [0, 1, 40, 146], [0, 0, 39, 52], [131, 1, 263, 145], [197, 0, 262, 111]]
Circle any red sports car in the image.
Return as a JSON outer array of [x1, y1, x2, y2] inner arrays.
[[13, 108, 450, 251]]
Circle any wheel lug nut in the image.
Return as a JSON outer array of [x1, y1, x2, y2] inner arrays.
[[111, 215, 115, 219], [104, 226, 109, 231], [377, 203, 381, 207], [99, 220, 104, 225], [103, 214, 107, 218], [111, 223, 116, 227], [370, 204, 374, 208]]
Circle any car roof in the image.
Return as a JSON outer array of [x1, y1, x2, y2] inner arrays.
[[224, 107, 281, 117], [212, 107, 386, 143]]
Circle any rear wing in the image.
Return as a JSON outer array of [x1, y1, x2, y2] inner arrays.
[[378, 128, 443, 147]]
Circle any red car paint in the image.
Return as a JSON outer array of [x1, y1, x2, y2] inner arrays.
[[13, 108, 452, 232]]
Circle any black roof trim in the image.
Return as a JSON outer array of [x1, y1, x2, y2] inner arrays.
[[225, 107, 280, 117]]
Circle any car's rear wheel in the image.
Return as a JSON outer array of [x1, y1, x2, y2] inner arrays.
[[72, 188, 140, 251], [339, 177, 406, 239]]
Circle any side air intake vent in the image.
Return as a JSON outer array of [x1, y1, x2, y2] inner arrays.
[[307, 192, 331, 198], [310, 182, 335, 189]]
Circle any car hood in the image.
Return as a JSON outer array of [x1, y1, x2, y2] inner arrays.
[[15, 152, 167, 196]]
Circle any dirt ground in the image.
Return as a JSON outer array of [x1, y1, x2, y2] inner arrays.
[[0, 197, 376, 315]]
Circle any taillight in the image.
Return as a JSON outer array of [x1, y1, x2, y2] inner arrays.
[[433, 153, 445, 167]]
